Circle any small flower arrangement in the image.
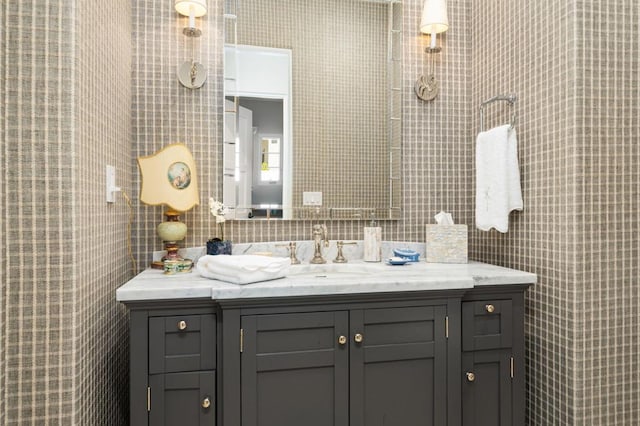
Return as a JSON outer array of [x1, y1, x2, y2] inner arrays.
[[207, 198, 232, 255], [209, 198, 229, 240]]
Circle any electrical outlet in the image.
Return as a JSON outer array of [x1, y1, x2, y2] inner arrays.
[[303, 191, 322, 206]]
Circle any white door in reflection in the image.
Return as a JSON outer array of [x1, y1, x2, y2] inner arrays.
[[224, 45, 292, 219]]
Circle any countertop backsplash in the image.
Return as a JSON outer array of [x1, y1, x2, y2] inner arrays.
[[153, 241, 427, 265]]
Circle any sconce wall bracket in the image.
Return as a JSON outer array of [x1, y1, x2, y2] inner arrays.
[[415, 48, 441, 102], [178, 61, 207, 89], [183, 27, 202, 37]]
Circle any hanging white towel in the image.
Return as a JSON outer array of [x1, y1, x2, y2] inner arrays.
[[475, 124, 523, 232]]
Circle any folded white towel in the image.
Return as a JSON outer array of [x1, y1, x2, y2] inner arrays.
[[196, 254, 291, 285], [476, 124, 523, 232]]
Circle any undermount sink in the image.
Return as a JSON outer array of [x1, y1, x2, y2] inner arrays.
[[287, 262, 387, 278]]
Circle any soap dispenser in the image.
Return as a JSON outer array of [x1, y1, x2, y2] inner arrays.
[[363, 214, 382, 262]]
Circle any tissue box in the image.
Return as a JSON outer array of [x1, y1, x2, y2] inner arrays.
[[425, 225, 468, 263]]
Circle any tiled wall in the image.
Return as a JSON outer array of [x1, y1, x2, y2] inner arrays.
[[132, 0, 473, 267], [2, 1, 79, 422], [1, 0, 132, 424], [75, 0, 132, 424], [573, 0, 639, 422], [470, 0, 640, 424], [0, 3, 5, 423]]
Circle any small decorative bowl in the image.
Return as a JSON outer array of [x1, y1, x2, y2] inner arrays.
[[392, 248, 420, 262], [163, 259, 194, 274]]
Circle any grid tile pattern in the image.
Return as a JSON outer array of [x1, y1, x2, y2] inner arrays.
[[0, 3, 6, 423], [1, 0, 132, 424], [2, 1, 79, 422], [75, 0, 132, 424], [573, 0, 639, 423], [470, 0, 640, 424]]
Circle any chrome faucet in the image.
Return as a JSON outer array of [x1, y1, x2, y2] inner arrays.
[[310, 224, 329, 264]]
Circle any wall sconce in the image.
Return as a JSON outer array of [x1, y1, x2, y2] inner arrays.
[[415, 0, 449, 101], [138, 143, 200, 269], [175, 0, 208, 89]]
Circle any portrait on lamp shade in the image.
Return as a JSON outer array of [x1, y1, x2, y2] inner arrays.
[[168, 161, 192, 190]]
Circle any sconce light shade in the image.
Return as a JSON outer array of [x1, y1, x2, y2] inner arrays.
[[138, 143, 200, 212], [175, 0, 207, 18], [420, 0, 449, 34]]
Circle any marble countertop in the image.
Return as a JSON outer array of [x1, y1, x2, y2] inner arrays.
[[116, 259, 536, 302]]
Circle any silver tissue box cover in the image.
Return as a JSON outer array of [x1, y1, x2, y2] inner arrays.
[[425, 225, 468, 263]]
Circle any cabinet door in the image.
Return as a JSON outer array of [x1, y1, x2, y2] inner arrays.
[[241, 311, 349, 426], [350, 305, 448, 426], [462, 350, 512, 426], [149, 371, 215, 426]]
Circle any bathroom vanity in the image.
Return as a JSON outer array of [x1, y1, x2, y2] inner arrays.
[[117, 261, 535, 426]]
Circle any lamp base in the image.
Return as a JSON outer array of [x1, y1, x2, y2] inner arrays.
[[151, 210, 188, 269], [151, 241, 185, 269]]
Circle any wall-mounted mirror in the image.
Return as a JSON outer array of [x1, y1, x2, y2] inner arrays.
[[224, 0, 402, 220]]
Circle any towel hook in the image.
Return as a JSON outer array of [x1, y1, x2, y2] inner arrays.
[[479, 94, 517, 131]]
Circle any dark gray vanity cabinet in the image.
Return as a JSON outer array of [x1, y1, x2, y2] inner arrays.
[[127, 302, 218, 426], [461, 288, 527, 426], [238, 304, 450, 426], [123, 284, 530, 426]]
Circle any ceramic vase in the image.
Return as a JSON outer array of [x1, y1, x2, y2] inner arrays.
[[206, 239, 232, 255]]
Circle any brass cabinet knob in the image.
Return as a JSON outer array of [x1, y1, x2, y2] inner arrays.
[[354, 333, 364, 343], [466, 372, 476, 382], [202, 397, 211, 409], [338, 335, 347, 345], [178, 320, 187, 330], [485, 304, 495, 313]]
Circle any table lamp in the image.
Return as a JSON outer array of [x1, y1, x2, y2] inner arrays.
[[138, 143, 200, 269]]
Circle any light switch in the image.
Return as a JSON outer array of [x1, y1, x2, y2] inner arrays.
[[106, 165, 120, 203]]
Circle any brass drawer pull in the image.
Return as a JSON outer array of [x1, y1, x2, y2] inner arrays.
[[485, 304, 495, 313], [202, 396, 211, 409], [178, 320, 188, 330], [338, 335, 347, 345], [466, 372, 476, 382], [354, 333, 364, 343]]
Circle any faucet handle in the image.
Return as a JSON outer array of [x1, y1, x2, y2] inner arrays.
[[276, 242, 301, 264], [333, 241, 357, 263]]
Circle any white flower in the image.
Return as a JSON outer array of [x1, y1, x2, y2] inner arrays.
[[209, 198, 228, 224]]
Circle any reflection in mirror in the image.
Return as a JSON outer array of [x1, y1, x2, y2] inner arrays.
[[224, 0, 402, 220]]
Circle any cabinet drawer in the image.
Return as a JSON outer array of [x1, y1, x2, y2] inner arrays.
[[149, 314, 216, 374], [462, 300, 512, 351]]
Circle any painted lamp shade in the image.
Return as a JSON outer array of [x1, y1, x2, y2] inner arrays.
[[137, 143, 200, 213]]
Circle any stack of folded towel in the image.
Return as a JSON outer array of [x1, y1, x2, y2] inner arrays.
[[196, 254, 291, 285]]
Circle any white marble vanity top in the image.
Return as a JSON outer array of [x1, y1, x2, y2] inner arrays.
[[116, 258, 536, 302]]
